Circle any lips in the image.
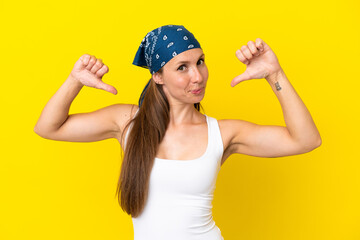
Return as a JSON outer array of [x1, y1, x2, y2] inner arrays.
[[191, 88, 203, 94]]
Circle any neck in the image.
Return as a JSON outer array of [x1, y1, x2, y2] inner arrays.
[[168, 103, 203, 127]]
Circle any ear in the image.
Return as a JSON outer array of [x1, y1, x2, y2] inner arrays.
[[152, 72, 164, 85]]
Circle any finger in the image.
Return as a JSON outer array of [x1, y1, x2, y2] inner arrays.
[[90, 59, 103, 74], [240, 45, 253, 61], [94, 80, 118, 95], [255, 38, 264, 52], [248, 41, 260, 56], [86, 55, 97, 71], [236, 49, 250, 65], [80, 54, 91, 66], [95, 64, 109, 78]]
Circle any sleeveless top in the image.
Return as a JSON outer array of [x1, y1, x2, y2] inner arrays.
[[124, 109, 225, 240]]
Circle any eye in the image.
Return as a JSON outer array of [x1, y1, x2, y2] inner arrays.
[[198, 58, 205, 64], [177, 58, 205, 71], [177, 65, 186, 71]]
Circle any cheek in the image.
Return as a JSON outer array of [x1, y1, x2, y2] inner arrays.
[[170, 75, 187, 87], [163, 76, 188, 94]]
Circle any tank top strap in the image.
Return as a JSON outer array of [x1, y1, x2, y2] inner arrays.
[[206, 115, 224, 165]]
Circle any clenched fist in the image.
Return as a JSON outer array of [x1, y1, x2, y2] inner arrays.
[[70, 54, 117, 95]]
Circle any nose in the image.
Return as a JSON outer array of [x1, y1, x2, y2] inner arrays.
[[191, 66, 204, 83]]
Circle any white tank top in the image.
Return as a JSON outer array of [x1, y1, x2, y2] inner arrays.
[[124, 109, 224, 240]]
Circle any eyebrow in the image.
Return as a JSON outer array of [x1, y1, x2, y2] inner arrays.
[[175, 53, 205, 65]]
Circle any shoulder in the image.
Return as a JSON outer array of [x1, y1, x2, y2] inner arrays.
[[110, 104, 139, 141], [217, 118, 257, 151], [217, 119, 235, 151]]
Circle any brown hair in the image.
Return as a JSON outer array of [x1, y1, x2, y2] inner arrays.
[[115, 68, 204, 217]]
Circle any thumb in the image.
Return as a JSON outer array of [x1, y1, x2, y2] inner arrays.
[[230, 71, 251, 87], [95, 80, 118, 95]]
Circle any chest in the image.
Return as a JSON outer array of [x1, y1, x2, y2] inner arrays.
[[155, 120, 233, 165], [155, 124, 209, 160]]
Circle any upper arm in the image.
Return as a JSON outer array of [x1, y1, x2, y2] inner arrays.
[[37, 104, 138, 142], [223, 119, 320, 158]]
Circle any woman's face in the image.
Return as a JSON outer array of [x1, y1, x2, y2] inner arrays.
[[153, 48, 208, 105]]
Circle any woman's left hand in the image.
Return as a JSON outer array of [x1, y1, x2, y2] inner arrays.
[[231, 38, 282, 87]]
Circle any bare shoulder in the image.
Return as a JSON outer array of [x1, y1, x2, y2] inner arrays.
[[217, 118, 257, 157], [111, 103, 139, 142]]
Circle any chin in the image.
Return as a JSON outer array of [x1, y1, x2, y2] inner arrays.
[[195, 94, 205, 101]]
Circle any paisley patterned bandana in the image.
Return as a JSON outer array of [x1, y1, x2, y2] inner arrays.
[[133, 24, 202, 75], [133, 24, 202, 107]]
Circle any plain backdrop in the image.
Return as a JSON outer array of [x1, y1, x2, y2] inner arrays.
[[1, 0, 359, 239]]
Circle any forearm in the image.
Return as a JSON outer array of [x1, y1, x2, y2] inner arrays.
[[34, 75, 83, 135], [265, 69, 322, 147]]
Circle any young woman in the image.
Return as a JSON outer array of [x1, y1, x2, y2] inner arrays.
[[34, 24, 321, 240]]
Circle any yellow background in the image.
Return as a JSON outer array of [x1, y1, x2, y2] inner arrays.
[[1, 0, 359, 239]]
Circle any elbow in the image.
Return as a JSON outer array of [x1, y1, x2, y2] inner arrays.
[[34, 125, 44, 137], [301, 137, 322, 153], [315, 137, 322, 148], [293, 134, 322, 154], [313, 132, 322, 148], [34, 124, 40, 135], [34, 124, 48, 139]]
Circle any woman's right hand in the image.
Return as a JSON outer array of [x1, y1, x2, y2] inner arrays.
[[70, 54, 117, 95]]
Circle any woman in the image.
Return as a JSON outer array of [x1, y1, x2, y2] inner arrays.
[[34, 24, 322, 240]]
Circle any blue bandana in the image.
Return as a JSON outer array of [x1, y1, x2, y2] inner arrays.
[[133, 24, 202, 75], [132, 24, 202, 107]]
